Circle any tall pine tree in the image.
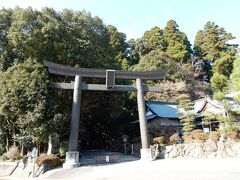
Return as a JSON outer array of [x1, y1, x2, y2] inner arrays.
[[135, 26, 165, 56], [194, 21, 238, 92], [164, 20, 192, 64], [194, 22, 237, 62]]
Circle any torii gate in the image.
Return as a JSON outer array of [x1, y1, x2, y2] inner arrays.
[[44, 61, 166, 168]]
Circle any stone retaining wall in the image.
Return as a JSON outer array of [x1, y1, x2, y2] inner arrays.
[[157, 139, 240, 159], [0, 161, 45, 177], [0, 161, 19, 176]]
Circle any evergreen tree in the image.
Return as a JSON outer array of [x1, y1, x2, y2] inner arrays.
[[5, 7, 122, 69], [164, 20, 192, 63], [0, 7, 136, 151], [0, 8, 15, 72], [135, 26, 165, 56], [194, 21, 237, 62], [213, 91, 239, 133], [177, 95, 196, 136], [107, 25, 129, 70], [131, 50, 174, 72], [230, 51, 240, 92], [0, 59, 60, 150], [193, 21, 238, 93], [210, 73, 228, 92], [127, 38, 140, 66], [211, 51, 240, 132], [193, 30, 204, 58], [229, 51, 240, 114]]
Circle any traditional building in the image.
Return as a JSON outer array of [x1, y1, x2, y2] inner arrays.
[[132, 98, 224, 135], [131, 101, 182, 139], [132, 96, 239, 140]]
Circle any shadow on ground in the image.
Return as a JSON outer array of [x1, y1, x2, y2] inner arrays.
[[79, 150, 139, 166]]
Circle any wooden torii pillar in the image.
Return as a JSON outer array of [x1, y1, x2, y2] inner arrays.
[[44, 61, 166, 168]]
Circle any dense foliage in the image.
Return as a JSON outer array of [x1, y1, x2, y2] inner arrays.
[[230, 52, 240, 92], [194, 22, 238, 93], [0, 7, 132, 153], [0, 59, 55, 153], [230, 52, 240, 114]]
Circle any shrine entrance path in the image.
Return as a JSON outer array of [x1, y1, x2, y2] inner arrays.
[[79, 150, 139, 165], [41, 158, 240, 180], [1, 158, 240, 180]]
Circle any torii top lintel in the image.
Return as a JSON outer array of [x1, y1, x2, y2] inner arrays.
[[44, 61, 166, 80]]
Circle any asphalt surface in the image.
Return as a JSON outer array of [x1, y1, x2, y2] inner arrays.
[[41, 158, 240, 180], [1, 158, 240, 180]]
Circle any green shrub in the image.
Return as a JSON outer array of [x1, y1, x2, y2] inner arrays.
[[36, 154, 62, 167], [209, 131, 220, 141], [59, 141, 68, 157], [169, 134, 181, 144], [153, 136, 164, 145]]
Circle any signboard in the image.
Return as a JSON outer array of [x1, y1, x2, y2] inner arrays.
[[106, 70, 115, 89]]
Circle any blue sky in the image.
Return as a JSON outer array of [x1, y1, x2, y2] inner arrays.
[[1, 0, 239, 45]]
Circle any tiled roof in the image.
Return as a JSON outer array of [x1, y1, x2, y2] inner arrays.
[[146, 101, 180, 119]]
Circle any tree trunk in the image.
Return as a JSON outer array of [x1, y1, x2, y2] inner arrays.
[[21, 143, 24, 156], [12, 128, 16, 147], [6, 132, 9, 151], [43, 144, 46, 153], [37, 143, 40, 155]]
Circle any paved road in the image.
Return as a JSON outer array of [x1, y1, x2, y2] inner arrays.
[[79, 150, 139, 165], [1, 158, 240, 180], [44, 158, 240, 180]]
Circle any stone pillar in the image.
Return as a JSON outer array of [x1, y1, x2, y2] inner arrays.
[[136, 78, 152, 161], [63, 75, 81, 168], [47, 133, 60, 155]]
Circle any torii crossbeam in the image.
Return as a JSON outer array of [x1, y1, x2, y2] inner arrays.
[[44, 61, 166, 168]]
